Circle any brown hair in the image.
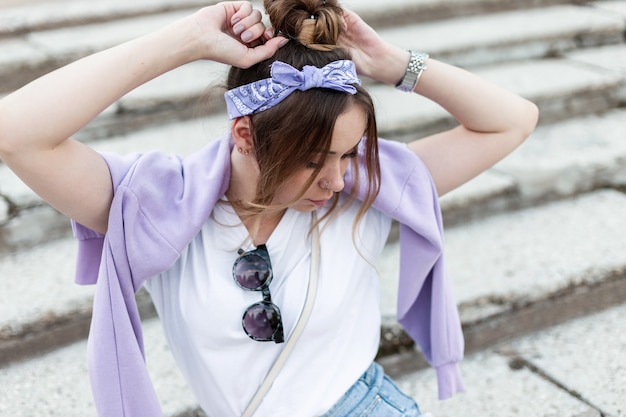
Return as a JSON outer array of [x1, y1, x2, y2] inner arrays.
[[226, 0, 380, 230]]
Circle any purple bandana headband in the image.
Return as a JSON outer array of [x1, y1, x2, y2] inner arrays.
[[224, 59, 361, 119]]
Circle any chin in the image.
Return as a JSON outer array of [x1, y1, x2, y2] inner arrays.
[[292, 205, 317, 213]]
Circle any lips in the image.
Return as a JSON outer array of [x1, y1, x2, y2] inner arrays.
[[309, 199, 329, 207]]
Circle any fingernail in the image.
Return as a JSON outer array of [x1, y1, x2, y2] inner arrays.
[[233, 24, 244, 35], [279, 38, 289, 47], [265, 28, 274, 38], [241, 31, 253, 42], [231, 16, 241, 25]]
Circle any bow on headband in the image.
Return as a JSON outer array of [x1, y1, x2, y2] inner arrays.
[[224, 60, 361, 119]]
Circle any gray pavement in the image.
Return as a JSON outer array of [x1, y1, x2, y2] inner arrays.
[[1, 0, 626, 415], [0, 319, 194, 417], [380, 190, 626, 320], [396, 303, 626, 417], [2, 293, 623, 416]]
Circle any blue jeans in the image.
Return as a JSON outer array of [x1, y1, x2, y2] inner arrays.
[[321, 362, 427, 417]]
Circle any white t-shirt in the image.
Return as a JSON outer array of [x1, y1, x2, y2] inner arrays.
[[145, 196, 392, 417]]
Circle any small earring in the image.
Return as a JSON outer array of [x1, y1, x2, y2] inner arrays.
[[238, 147, 250, 155]]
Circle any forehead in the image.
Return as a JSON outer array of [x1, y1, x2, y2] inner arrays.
[[329, 105, 367, 152]]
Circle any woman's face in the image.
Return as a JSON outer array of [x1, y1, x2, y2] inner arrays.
[[272, 104, 367, 212]]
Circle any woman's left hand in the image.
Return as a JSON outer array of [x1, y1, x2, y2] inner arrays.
[[338, 9, 407, 86], [338, 9, 539, 198]]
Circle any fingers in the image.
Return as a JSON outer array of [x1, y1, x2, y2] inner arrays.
[[230, 3, 267, 44], [238, 36, 289, 68], [215, 1, 288, 69], [229, 2, 275, 43], [340, 9, 356, 31], [229, 1, 254, 25], [340, 9, 362, 31], [263, 27, 275, 42]]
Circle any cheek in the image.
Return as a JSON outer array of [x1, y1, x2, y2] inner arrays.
[[340, 158, 352, 175], [275, 171, 316, 201]]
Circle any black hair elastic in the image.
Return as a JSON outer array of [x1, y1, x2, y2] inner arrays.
[[277, 31, 299, 43]]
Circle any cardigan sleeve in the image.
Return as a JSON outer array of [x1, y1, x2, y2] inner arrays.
[[72, 135, 233, 289], [71, 135, 233, 416], [71, 150, 192, 288], [72, 151, 144, 285], [345, 138, 465, 400]]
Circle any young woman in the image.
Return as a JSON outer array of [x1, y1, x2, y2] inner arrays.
[[0, 0, 538, 416]]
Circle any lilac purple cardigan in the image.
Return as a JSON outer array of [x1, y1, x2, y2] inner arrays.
[[72, 134, 465, 416]]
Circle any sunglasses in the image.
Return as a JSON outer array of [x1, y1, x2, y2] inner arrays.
[[232, 244, 285, 343]]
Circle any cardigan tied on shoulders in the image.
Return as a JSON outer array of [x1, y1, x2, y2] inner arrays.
[[72, 134, 465, 416]]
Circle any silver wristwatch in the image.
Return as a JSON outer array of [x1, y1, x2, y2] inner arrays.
[[395, 51, 429, 92]]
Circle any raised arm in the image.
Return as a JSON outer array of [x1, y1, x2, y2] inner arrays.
[[0, 2, 287, 234], [339, 10, 538, 196]]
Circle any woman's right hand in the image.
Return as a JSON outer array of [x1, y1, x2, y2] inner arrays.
[[0, 1, 287, 235], [185, 1, 287, 68]]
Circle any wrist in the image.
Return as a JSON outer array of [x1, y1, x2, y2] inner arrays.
[[387, 48, 411, 87], [162, 14, 207, 64], [359, 44, 408, 86], [395, 51, 429, 93]]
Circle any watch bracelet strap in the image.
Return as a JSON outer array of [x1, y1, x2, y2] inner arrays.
[[241, 211, 321, 417], [396, 50, 429, 92]]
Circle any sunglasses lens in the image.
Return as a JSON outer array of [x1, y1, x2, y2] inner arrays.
[[233, 246, 284, 343], [243, 302, 284, 342], [233, 253, 271, 290]]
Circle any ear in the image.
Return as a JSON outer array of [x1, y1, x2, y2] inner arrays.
[[231, 116, 254, 152]]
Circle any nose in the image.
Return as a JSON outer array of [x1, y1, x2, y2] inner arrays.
[[318, 162, 345, 193]]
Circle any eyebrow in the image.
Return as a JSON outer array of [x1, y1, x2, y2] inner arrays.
[[327, 148, 353, 156], [326, 139, 363, 155]]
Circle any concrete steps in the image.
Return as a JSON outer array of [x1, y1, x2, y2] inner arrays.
[[0, 318, 196, 417], [4, 105, 626, 361], [2, 189, 625, 416], [0, 0, 588, 37], [2, 189, 624, 416], [1, 0, 626, 415], [392, 303, 626, 417], [2, 50, 625, 248], [1, 2, 623, 132]]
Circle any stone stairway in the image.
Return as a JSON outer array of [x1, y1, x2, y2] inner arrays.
[[1, 0, 626, 415]]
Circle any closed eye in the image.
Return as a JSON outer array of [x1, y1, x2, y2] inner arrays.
[[307, 145, 359, 168]]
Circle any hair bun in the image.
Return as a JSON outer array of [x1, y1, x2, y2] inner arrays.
[[264, 0, 343, 51]]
